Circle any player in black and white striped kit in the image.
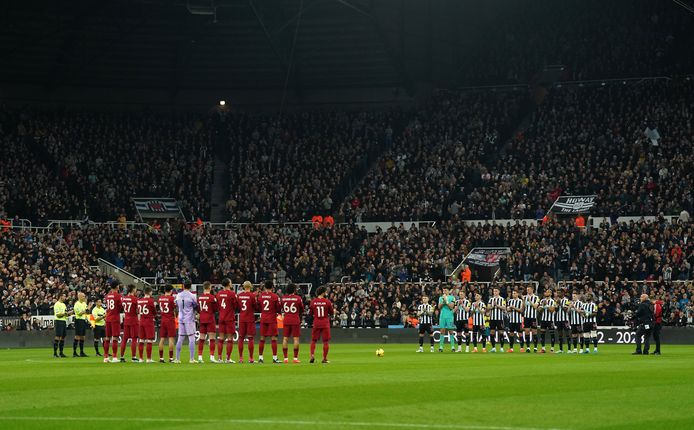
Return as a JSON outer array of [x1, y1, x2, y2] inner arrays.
[[538, 288, 556, 353], [582, 293, 598, 354], [471, 293, 487, 353], [487, 287, 506, 353], [568, 291, 585, 354], [506, 289, 523, 353], [554, 289, 571, 354], [522, 285, 540, 353], [416, 296, 435, 353], [455, 292, 471, 353]]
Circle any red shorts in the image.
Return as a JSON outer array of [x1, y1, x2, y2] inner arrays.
[[105, 321, 121, 338], [283, 324, 301, 338], [199, 321, 216, 335], [260, 321, 278, 337], [311, 326, 331, 342], [123, 324, 138, 340], [139, 321, 155, 340], [159, 320, 176, 338], [238, 321, 256, 338], [218, 321, 236, 335]]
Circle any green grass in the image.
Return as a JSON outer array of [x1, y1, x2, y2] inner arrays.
[[1, 344, 693, 430]]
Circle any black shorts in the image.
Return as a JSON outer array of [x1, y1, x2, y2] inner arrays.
[[539, 320, 553, 330], [583, 322, 596, 333], [489, 320, 504, 330], [75, 319, 88, 336], [523, 318, 537, 329], [555, 321, 569, 331], [508, 322, 522, 333], [418, 324, 433, 334], [94, 326, 106, 339], [55, 320, 67, 338], [472, 324, 485, 332], [455, 320, 468, 332], [571, 324, 582, 334]]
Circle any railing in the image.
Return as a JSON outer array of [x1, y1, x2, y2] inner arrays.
[[325, 280, 540, 292], [97, 258, 151, 288]]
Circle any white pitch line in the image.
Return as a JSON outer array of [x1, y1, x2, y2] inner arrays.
[[0, 416, 565, 430]]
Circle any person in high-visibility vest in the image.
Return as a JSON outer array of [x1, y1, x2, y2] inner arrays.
[[91, 299, 106, 356]]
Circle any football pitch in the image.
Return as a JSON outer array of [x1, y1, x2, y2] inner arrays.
[[1, 344, 693, 430]]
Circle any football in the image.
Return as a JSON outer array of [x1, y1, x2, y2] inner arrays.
[[376, 348, 385, 357]]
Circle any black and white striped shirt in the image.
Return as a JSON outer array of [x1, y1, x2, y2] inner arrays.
[[555, 298, 569, 322], [539, 298, 555, 322], [569, 300, 584, 325], [417, 304, 434, 325], [507, 298, 523, 324], [582, 302, 597, 324], [488, 296, 506, 321], [471, 301, 486, 326], [455, 299, 471, 322], [523, 294, 540, 319]]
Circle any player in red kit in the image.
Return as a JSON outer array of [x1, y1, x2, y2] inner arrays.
[[237, 281, 258, 363], [309, 286, 334, 363], [216, 278, 238, 363], [103, 282, 122, 363], [157, 285, 176, 363], [258, 281, 282, 364], [137, 287, 157, 362], [197, 282, 218, 363], [120, 285, 140, 362], [281, 283, 305, 363]]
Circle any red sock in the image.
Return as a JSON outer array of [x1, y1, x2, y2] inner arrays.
[[104, 340, 110, 358], [146, 343, 152, 360], [310, 341, 316, 357], [130, 339, 137, 358], [217, 339, 224, 358], [283, 347, 289, 360], [259, 338, 265, 356], [209, 339, 215, 357], [159, 346, 163, 359], [294, 346, 299, 359], [138, 342, 144, 360], [248, 338, 255, 359], [120, 338, 127, 357], [197, 340, 204, 356], [323, 341, 329, 360], [238, 339, 244, 360], [169, 349, 173, 360], [271, 339, 277, 356], [226, 340, 233, 360]]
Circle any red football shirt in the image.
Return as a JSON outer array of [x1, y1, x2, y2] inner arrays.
[[198, 293, 217, 324], [137, 297, 156, 321], [310, 297, 333, 328], [281, 294, 305, 325], [259, 292, 281, 323], [158, 295, 175, 321], [122, 295, 139, 325], [237, 291, 257, 323], [104, 292, 122, 323], [216, 290, 238, 322]]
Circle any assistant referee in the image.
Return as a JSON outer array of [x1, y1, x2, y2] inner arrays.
[[72, 292, 90, 357], [53, 294, 72, 358]]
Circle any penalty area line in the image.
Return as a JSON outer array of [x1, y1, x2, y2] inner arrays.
[[0, 416, 565, 430]]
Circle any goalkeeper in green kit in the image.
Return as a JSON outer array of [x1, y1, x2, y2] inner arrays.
[[438, 287, 457, 352]]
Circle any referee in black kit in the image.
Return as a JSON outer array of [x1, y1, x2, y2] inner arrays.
[[633, 293, 654, 355]]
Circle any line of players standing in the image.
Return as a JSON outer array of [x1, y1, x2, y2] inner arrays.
[[417, 285, 599, 354], [95, 279, 335, 364]]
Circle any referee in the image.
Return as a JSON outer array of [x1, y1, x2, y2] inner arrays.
[[72, 293, 90, 357], [92, 299, 106, 356], [633, 293, 654, 355], [53, 294, 72, 358]]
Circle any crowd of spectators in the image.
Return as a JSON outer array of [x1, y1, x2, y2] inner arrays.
[[0, 108, 213, 223], [225, 111, 402, 222]]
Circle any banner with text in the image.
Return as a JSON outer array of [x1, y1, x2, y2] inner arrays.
[[132, 197, 184, 220], [549, 195, 597, 214], [464, 247, 511, 267]]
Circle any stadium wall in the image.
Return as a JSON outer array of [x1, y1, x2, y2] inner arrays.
[[1, 327, 692, 348]]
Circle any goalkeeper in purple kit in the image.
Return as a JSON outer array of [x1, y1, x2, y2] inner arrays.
[[175, 282, 198, 363]]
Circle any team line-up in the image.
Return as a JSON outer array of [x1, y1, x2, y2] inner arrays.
[[416, 285, 599, 354], [52, 280, 335, 364]]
